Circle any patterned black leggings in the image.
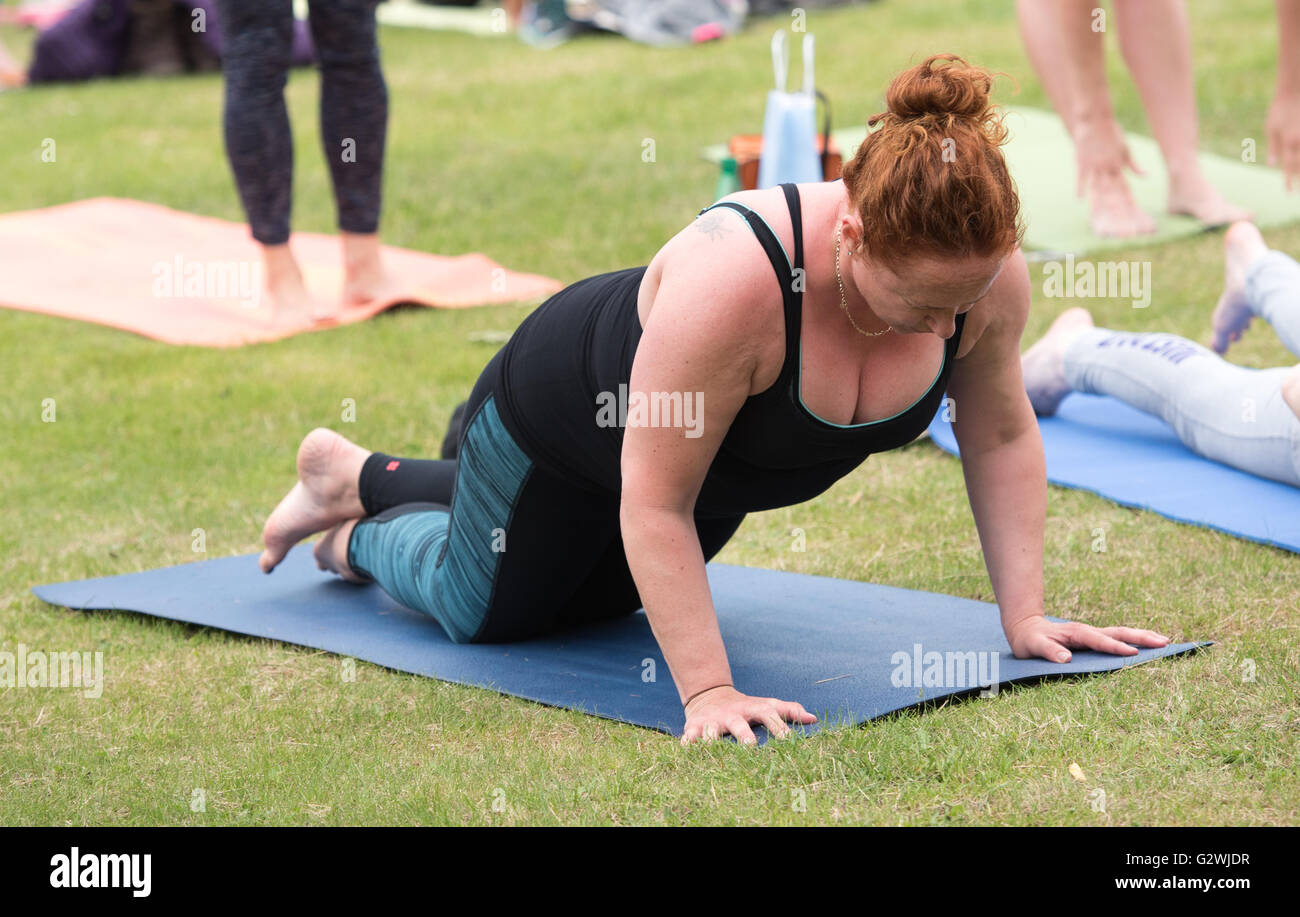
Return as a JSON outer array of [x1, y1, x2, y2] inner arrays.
[[216, 0, 387, 245]]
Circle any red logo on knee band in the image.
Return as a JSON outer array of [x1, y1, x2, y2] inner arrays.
[[386, 460, 400, 471]]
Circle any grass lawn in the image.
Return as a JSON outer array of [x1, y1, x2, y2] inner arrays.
[[1, 0, 1296, 826]]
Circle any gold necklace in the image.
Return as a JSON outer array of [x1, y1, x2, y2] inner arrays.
[[835, 225, 891, 338]]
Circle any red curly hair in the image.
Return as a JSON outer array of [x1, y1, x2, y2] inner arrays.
[[841, 54, 1024, 268]]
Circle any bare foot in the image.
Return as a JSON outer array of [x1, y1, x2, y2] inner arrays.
[[1022, 307, 1095, 416], [1167, 173, 1253, 228], [259, 428, 370, 573], [340, 232, 405, 308], [313, 519, 368, 582], [1088, 171, 1157, 239], [262, 243, 318, 326], [1211, 221, 1268, 354]]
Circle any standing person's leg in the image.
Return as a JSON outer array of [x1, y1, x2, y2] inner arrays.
[[1112, 0, 1249, 225], [215, 0, 313, 320], [1015, 0, 1087, 135], [1023, 309, 1300, 488], [304, 0, 393, 309], [1016, 0, 1155, 238]]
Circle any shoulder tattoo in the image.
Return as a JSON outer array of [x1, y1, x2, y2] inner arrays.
[[694, 211, 733, 241]]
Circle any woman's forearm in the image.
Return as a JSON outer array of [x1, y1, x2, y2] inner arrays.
[[1278, 0, 1300, 93], [958, 425, 1048, 634], [620, 502, 732, 704]]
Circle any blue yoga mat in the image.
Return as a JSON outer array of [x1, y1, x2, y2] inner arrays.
[[33, 549, 1205, 739], [928, 393, 1300, 553]]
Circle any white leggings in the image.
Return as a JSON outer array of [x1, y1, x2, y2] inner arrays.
[[1062, 250, 1300, 488]]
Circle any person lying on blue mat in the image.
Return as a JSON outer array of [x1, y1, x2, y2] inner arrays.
[[1023, 221, 1300, 489], [256, 56, 1169, 746]]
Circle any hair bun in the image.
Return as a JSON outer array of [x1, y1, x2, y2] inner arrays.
[[844, 55, 1023, 268], [884, 54, 995, 123]]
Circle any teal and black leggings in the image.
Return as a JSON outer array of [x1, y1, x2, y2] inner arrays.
[[347, 356, 745, 644]]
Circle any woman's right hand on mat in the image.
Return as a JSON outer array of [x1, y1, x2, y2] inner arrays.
[[1005, 614, 1170, 664], [680, 686, 817, 746]]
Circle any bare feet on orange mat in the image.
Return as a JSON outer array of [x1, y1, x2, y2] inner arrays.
[[261, 242, 319, 325], [260, 428, 371, 574], [1167, 169, 1252, 228], [313, 519, 368, 582], [340, 231, 405, 308]]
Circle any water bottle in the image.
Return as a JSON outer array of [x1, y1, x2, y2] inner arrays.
[[757, 31, 822, 189]]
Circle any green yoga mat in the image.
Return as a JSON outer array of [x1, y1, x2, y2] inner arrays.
[[703, 106, 1299, 255]]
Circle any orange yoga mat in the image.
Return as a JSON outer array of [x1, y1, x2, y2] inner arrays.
[[0, 198, 565, 347]]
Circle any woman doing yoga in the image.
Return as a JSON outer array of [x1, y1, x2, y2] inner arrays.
[[258, 56, 1169, 745], [1023, 221, 1300, 487]]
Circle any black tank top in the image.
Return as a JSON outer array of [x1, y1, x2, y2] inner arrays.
[[493, 183, 966, 517]]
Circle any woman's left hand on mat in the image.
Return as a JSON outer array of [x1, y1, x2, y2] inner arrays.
[[1004, 615, 1170, 664]]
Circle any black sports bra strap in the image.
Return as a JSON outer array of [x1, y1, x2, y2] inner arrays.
[[700, 187, 805, 369], [699, 200, 793, 295], [779, 183, 804, 273]]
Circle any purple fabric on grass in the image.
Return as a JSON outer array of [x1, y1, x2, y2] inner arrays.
[[27, 0, 312, 84]]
